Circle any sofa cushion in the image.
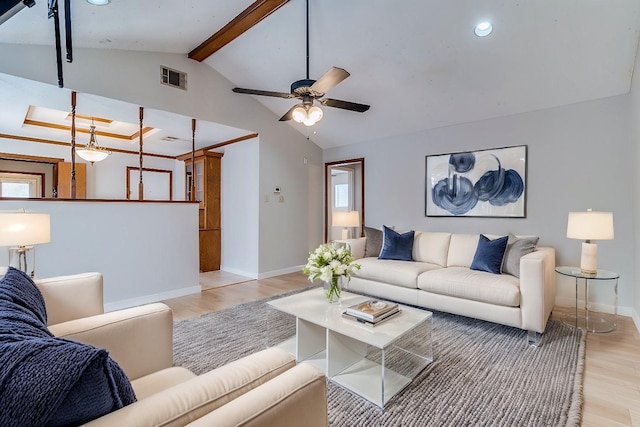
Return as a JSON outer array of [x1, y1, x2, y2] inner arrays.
[[363, 226, 383, 257], [131, 367, 196, 400], [503, 234, 540, 278], [379, 226, 414, 261], [355, 257, 440, 289], [412, 232, 452, 267], [446, 234, 480, 267], [417, 267, 520, 307], [470, 235, 509, 274]]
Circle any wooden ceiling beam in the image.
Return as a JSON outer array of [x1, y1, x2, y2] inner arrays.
[[188, 0, 290, 62]]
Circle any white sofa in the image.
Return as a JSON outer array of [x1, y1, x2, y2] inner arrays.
[[341, 232, 556, 345], [0, 269, 327, 426]]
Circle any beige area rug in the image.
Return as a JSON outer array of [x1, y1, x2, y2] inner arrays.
[[199, 270, 253, 290], [173, 290, 585, 426]]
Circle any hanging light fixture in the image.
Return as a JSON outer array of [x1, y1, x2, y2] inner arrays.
[[290, 101, 324, 127], [76, 118, 111, 164]]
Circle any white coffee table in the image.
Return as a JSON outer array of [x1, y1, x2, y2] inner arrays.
[[267, 287, 433, 408]]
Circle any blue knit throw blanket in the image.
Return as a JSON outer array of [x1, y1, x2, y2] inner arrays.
[[0, 268, 136, 426]]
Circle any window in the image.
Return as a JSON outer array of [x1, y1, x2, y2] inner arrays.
[[334, 183, 349, 208], [0, 173, 42, 198]]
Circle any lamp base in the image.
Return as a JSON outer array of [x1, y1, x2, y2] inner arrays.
[[341, 228, 350, 240], [580, 242, 598, 275], [8, 245, 37, 278]]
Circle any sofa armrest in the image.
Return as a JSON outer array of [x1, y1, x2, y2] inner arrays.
[[35, 272, 104, 325], [335, 237, 366, 259], [82, 347, 298, 427], [519, 247, 556, 333], [50, 303, 173, 380], [186, 363, 327, 427]]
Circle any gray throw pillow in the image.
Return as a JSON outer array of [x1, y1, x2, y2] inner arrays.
[[503, 233, 539, 277], [364, 226, 383, 257]]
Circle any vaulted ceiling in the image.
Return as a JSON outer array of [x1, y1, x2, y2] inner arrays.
[[1, 0, 639, 150]]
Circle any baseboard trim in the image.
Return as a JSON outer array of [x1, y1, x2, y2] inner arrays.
[[554, 296, 633, 317], [219, 266, 258, 280], [258, 265, 305, 280], [104, 285, 201, 312], [632, 309, 640, 334]]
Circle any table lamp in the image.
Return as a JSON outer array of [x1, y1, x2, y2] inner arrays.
[[0, 211, 51, 278], [332, 211, 360, 239], [566, 209, 614, 274]]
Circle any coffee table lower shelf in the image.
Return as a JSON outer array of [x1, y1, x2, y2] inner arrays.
[[331, 359, 414, 407], [272, 338, 418, 407]]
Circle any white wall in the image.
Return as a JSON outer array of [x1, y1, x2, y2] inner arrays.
[[221, 137, 259, 277], [325, 95, 636, 317], [0, 44, 324, 277], [631, 39, 640, 330], [0, 199, 199, 310]]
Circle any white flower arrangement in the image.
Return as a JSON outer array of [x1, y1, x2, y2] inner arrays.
[[303, 243, 360, 301]]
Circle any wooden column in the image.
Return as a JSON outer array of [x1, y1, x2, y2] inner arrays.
[[138, 106, 144, 200], [191, 118, 196, 201], [70, 91, 77, 199]]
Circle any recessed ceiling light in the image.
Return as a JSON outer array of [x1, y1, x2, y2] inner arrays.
[[474, 22, 493, 37], [87, 0, 110, 5]]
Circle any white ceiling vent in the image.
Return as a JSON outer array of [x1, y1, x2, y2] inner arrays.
[[160, 66, 187, 90]]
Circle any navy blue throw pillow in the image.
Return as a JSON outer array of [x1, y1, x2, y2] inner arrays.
[[470, 234, 509, 274], [378, 226, 415, 261]]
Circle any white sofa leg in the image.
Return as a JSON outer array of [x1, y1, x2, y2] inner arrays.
[[527, 330, 543, 347]]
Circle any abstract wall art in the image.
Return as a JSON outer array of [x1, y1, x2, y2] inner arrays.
[[425, 145, 527, 217]]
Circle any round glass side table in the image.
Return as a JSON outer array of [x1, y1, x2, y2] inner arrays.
[[555, 266, 619, 333]]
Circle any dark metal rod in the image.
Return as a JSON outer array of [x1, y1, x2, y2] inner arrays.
[[64, 0, 72, 62], [51, 0, 64, 87], [305, 0, 309, 79]]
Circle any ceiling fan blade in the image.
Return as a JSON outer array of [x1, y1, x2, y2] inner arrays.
[[232, 87, 295, 99], [279, 104, 299, 121], [310, 67, 350, 94], [320, 98, 370, 113]]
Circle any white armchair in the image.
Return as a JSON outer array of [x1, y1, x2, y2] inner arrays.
[[32, 272, 328, 427]]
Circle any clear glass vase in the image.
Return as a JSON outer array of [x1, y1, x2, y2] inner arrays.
[[324, 276, 343, 304]]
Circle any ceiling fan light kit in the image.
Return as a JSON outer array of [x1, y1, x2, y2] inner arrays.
[[231, 0, 369, 126], [292, 104, 323, 126]]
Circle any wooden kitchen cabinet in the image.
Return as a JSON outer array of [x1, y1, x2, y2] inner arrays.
[[180, 151, 222, 272]]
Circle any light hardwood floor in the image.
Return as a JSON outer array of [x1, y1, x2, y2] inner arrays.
[[162, 272, 640, 426]]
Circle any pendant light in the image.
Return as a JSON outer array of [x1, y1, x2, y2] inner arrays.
[[76, 118, 111, 164]]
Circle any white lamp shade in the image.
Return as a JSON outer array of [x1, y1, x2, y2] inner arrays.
[[332, 211, 360, 228], [0, 213, 51, 246], [566, 211, 614, 241], [291, 106, 306, 123], [76, 148, 110, 163], [308, 106, 323, 122]]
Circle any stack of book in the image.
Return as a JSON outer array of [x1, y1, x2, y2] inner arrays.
[[342, 299, 400, 326]]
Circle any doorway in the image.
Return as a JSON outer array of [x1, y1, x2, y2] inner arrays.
[[324, 158, 364, 242]]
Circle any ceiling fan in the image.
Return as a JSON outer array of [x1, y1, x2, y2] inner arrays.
[[231, 0, 370, 126]]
